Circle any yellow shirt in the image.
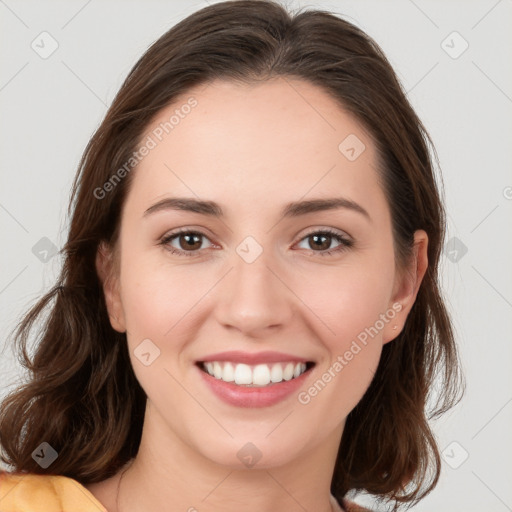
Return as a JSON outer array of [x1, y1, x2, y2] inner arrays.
[[0, 471, 107, 512]]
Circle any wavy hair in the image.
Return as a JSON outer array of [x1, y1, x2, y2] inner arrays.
[[0, 1, 464, 509]]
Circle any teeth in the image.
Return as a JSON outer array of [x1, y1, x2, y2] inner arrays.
[[222, 362, 235, 382], [270, 363, 283, 383], [253, 364, 271, 386], [213, 362, 223, 379], [202, 361, 308, 386], [234, 363, 252, 385], [283, 363, 295, 381]]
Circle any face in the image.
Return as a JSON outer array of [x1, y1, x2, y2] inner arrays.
[[98, 77, 427, 470]]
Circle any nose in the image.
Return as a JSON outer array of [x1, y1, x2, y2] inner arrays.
[[213, 248, 295, 337]]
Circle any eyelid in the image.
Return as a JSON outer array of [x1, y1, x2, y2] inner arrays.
[[298, 225, 353, 242], [160, 225, 352, 243]]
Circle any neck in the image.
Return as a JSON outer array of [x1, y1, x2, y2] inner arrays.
[[115, 401, 344, 512]]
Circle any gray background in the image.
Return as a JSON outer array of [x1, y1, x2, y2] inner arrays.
[[1, 1, 511, 511]]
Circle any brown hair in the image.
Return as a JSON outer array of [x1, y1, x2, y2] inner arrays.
[[0, 1, 463, 509]]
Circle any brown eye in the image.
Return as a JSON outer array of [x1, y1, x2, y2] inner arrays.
[[160, 230, 212, 256], [296, 229, 353, 256], [308, 233, 333, 251], [177, 232, 203, 251]]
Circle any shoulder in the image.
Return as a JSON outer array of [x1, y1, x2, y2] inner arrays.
[[0, 470, 108, 512]]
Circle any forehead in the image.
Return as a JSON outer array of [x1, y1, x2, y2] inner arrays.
[[127, 77, 385, 218]]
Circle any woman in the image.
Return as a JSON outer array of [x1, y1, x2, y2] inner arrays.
[[0, 1, 463, 511]]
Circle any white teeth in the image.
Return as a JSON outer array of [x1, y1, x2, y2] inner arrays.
[[222, 362, 235, 382], [234, 363, 252, 384], [201, 361, 309, 386], [253, 364, 271, 386], [270, 363, 283, 383], [283, 363, 295, 381], [213, 362, 223, 379]]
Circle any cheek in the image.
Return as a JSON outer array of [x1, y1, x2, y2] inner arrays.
[[293, 252, 395, 345], [294, 289, 389, 435], [117, 257, 206, 400], [292, 251, 394, 415], [117, 225, 210, 336]]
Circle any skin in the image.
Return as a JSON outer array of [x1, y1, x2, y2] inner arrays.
[[87, 77, 428, 512]]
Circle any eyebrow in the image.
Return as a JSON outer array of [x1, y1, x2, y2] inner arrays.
[[143, 196, 371, 221]]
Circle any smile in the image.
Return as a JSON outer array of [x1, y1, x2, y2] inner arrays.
[[198, 361, 315, 387]]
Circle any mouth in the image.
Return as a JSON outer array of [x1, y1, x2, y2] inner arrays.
[[195, 360, 316, 387]]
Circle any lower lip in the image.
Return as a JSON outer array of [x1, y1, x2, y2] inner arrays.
[[196, 364, 313, 408]]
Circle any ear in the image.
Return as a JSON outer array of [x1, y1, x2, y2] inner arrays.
[[382, 230, 428, 344], [95, 241, 126, 333]]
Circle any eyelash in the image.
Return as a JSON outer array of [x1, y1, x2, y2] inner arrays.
[[158, 227, 354, 258]]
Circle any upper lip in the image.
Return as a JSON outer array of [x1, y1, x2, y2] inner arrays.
[[197, 351, 314, 365]]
